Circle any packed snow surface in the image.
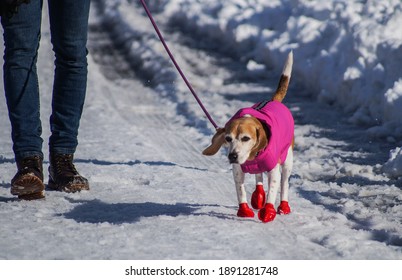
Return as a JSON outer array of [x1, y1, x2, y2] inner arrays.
[[0, 0, 401, 260]]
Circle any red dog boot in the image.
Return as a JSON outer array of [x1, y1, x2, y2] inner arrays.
[[277, 201, 291, 215], [258, 203, 277, 223], [237, 203, 255, 218], [251, 184, 266, 209]]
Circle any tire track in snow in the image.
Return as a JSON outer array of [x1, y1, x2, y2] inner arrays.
[[88, 3, 222, 171], [87, 1, 236, 211]]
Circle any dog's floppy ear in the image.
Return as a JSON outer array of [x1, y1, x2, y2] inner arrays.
[[202, 128, 226, 156], [249, 124, 268, 160]]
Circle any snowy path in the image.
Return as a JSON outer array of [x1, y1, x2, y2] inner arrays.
[[0, 1, 401, 260]]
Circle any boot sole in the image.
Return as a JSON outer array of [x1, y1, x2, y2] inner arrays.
[[11, 174, 45, 200], [18, 192, 45, 200]]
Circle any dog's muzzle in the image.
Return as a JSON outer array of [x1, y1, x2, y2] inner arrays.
[[228, 152, 238, 164]]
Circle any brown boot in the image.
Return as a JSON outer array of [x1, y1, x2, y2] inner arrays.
[[48, 153, 89, 193], [11, 155, 45, 200]]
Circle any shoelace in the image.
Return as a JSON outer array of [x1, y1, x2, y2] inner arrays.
[[53, 155, 78, 176], [19, 156, 42, 171]]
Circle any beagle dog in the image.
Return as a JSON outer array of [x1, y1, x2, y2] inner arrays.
[[203, 51, 294, 223]]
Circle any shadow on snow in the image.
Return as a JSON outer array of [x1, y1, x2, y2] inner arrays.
[[61, 198, 251, 224]]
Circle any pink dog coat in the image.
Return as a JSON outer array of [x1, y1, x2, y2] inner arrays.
[[227, 100, 294, 174]]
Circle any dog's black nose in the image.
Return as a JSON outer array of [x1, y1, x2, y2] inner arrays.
[[228, 152, 238, 163]]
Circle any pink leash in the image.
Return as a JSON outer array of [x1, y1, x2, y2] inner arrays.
[[140, 0, 219, 130]]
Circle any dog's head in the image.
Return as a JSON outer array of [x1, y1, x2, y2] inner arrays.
[[202, 115, 268, 164]]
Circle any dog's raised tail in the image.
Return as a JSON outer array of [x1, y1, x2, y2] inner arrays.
[[272, 51, 293, 102]]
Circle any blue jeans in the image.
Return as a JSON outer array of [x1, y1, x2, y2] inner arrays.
[[1, 0, 90, 161]]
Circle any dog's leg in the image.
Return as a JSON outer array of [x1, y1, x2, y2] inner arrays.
[[232, 164, 254, 218], [278, 147, 293, 215], [251, 173, 266, 209], [255, 173, 263, 185], [233, 164, 246, 204], [258, 165, 281, 223], [266, 165, 281, 206]]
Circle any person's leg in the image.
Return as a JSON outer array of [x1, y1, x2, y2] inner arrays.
[[47, 0, 90, 154], [1, 0, 43, 161], [1, 0, 45, 200], [47, 0, 90, 192]]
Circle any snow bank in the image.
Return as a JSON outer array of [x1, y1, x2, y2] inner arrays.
[[152, 0, 402, 177], [382, 147, 402, 179], [161, 0, 402, 129]]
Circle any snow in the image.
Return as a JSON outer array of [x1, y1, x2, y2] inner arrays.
[[0, 0, 401, 263]]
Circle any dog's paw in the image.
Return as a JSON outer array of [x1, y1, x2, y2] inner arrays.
[[251, 184, 266, 210], [277, 201, 291, 215], [237, 203, 255, 218], [258, 203, 276, 223]]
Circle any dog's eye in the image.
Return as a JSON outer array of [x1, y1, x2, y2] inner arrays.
[[241, 136, 251, 142], [225, 136, 232, 142]]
